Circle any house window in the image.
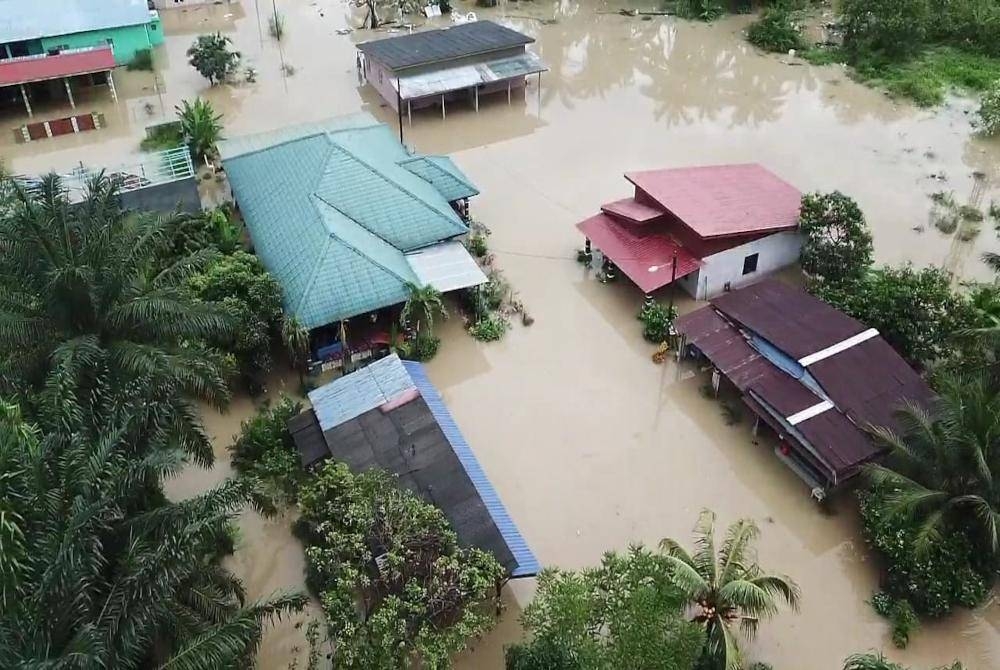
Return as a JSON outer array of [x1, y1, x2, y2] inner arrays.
[[742, 253, 759, 275]]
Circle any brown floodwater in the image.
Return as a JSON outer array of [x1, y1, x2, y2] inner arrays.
[[7, 1, 1000, 668]]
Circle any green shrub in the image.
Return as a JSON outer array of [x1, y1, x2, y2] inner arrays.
[[747, 5, 804, 53], [889, 598, 918, 648], [858, 486, 990, 618], [467, 234, 488, 257], [128, 48, 154, 71], [230, 395, 304, 503], [638, 301, 677, 343], [677, 0, 726, 21], [469, 313, 508, 342], [398, 332, 440, 361], [841, 0, 931, 60], [297, 462, 504, 669], [979, 80, 1000, 135], [168, 206, 242, 257], [139, 121, 184, 152]]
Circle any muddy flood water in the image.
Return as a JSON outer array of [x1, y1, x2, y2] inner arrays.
[[6, 0, 1000, 667]]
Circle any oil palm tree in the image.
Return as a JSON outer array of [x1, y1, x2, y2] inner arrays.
[[0, 173, 233, 465], [0, 398, 306, 669], [400, 282, 446, 335], [659, 510, 800, 670], [866, 372, 1000, 557]]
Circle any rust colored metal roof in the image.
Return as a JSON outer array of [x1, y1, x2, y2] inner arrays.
[[600, 197, 664, 224], [677, 280, 934, 486], [711, 278, 866, 361], [625, 164, 801, 239], [577, 213, 700, 293], [0, 47, 115, 87]]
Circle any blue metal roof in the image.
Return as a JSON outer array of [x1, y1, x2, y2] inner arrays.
[[401, 360, 540, 578], [0, 0, 153, 43]]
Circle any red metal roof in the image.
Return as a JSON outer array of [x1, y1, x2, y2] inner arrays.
[[600, 197, 664, 224], [625, 164, 801, 239], [0, 47, 115, 87], [577, 213, 699, 293]]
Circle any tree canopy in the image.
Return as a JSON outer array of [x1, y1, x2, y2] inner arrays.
[[187, 34, 241, 85], [505, 547, 704, 670], [798, 191, 874, 284]]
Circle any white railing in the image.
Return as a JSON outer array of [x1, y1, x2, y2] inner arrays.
[[0, 44, 113, 65]]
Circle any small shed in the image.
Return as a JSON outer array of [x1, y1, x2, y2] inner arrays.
[[577, 164, 803, 300], [356, 20, 548, 120], [674, 279, 935, 497], [288, 354, 539, 578]]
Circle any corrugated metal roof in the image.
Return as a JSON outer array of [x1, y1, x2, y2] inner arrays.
[[393, 51, 547, 101], [357, 20, 534, 71], [0, 0, 152, 43], [399, 156, 479, 202], [625, 164, 801, 239], [577, 213, 700, 293], [600, 197, 664, 224], [0, 46, 115, 86], [220, 114, 477, 329], [405, 241, 487, 293], [308, 354, 415, 431], [677, 280, 934, 487], [403, 360, 540, 578]]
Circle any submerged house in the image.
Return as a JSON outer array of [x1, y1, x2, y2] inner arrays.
[[675, 279, 934, 498], [218, 113, 486, 362], [356, 20, 547, 120], [0, 0, 163, 116], [289, 354, 539, 578], [577, 164, 802, 300]]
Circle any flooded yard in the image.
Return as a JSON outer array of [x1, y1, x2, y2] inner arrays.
[[6, 0, 1000, 667]]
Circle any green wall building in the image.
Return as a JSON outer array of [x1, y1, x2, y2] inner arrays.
[[0, 0, 164, 66]]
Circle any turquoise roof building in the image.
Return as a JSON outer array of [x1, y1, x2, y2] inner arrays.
[[219, 114, 484, 330], [0, 0, 164, 65]]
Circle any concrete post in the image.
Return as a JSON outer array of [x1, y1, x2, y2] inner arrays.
[[107, 70, 118, 102], [64, 77, 75, 109], [507, 80, 511, 105], [441, 94, 445, 120], [19, 84, 32, 117], [474, 85, 479, 112], [407, 100, 412, 126]]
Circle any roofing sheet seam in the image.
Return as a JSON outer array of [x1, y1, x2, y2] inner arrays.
[[402, 360, 540, 578]]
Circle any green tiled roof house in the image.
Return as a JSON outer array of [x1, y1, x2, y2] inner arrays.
[[0, 0, 164, 66], [218, 113, 485, 331]]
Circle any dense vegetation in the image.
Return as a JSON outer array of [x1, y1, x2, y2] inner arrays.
[[812, 0, 1000, 106], [187, 33, 241, 85], [0, 174, 305, 668], [230, 395, 304, 504], [506, 547, 705, 670], [296, 462, 504, 668]]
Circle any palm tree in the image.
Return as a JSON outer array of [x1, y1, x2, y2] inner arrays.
[[0, 398, 306, 669], [866, 372, 1000, 556], [400, 283, 446, 335], [177, 98, 224, 161], [659, 510, 800, 670], [843, 653, 907, 670], [0, 173, 233, 465]]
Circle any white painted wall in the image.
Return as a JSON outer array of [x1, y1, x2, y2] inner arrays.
[[677, 231, 802, 300]]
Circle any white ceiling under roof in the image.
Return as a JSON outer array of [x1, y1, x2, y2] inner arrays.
[[405, 241, 487, 293], [393, 52, 548, 101]]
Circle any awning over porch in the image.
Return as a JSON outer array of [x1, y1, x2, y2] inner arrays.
[[393, 52, 548, 101], [405, 241, 488, 293], [577, 213, 700, 293], [0, 46, 115, 87]]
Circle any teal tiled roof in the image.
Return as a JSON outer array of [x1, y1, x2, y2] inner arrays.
[[220, 114, 475, 330], [399, 156, 479, 202]]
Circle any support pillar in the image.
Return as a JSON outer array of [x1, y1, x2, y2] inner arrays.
[[584, 238, 592, 261], [107, 70, 118, 102], [474, 85, 479, 112], [19, 84, 32, 117], [441, 94, 446, 119], [507, 80, 511, 105], [64, 77, 75, 109], [538, 72, 542, 109]]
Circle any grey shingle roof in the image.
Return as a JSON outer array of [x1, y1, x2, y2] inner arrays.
[[356, 20, 533, 71], [0, 0, 152, 43]]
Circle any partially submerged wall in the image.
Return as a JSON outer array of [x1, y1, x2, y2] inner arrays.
[[120, 176, 201, 213]]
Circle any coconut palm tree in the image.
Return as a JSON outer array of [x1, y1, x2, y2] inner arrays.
[[659, 510, 800, 670], [867, 372, 1000, 556], [0, 398, 306, 669], [0, 172, 233, 465], [400, 283, 446, 335]]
